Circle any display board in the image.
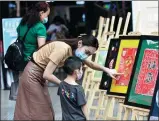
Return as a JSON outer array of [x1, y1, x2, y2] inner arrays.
[[107, 36, 140, 96], [125, 35, 159, 109], [2, 18, 21, 56]]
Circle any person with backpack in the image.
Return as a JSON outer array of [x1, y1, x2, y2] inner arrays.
[[5, 2, 50, 71], [4, 2, 50, 101], [14, 34, 123, 120], [17, 2, 50, 70]]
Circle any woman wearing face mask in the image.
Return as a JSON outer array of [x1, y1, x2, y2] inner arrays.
[[16, 2, 50, 70], [14, 34, 122, 120]]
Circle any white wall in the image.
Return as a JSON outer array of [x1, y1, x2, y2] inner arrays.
[[132, 1, 158, 34]]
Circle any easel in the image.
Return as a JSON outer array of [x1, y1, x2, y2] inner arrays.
[[83, 16, 108, 92], [86, 16, 112, 118], [110, 12, 159, 120], [120, 30, 158, 120], [103, 95, 125, 120], [87, 15, 119, 119], [97, 12, 132, 120], [122, 105, 150, 120], [85, 47, 108, 103], [98, 15, 125, 120], [97, 16, 105, 44], [105, 16, 116, 49], [82, 30, 96, 90]]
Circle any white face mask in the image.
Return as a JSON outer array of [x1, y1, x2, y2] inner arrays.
[[43, 17, 48, 24], [75, 49, 89, 60], [76, 70, 83, 80]]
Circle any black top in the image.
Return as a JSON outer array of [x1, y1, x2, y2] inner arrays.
[[57, 81, 87, 120]]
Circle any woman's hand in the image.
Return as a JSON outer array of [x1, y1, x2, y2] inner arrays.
[[105, 68, 123, 80], [84, 60, 123, 80]]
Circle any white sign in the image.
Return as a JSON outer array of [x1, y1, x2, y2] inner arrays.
[[132, 1, 158, 34]]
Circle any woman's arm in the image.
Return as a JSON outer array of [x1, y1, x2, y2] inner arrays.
[[83, 59, 109, 72], [84, 59, 123, 79], [37, 37, 46, 47], [43, 60, 61, 85]]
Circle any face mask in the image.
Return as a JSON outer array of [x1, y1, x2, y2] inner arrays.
[[75, 49, 88, 60], [77, 70, 83, 80], [42, 17, 48, 24]]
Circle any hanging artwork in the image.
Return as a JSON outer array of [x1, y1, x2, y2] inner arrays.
[[94, 48, 107, 80], [107, 36, 140, 96], [100, 39, 120, 90], [125, 35, 159, 109]]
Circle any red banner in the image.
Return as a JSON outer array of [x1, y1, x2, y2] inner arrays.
[[116, 48, 137, 86], [135, 49, 159, 96]]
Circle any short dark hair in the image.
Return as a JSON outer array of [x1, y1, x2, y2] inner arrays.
[[63, 56, 83, 75], [21, 2, 49, 27], [81, 34, 99, 49]]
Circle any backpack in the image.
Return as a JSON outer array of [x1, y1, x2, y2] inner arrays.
[[4, 27, 31, 71]]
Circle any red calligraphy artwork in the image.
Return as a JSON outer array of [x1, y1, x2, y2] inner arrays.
[[116, 48, 137, 86], [135, 49, 159, 96]]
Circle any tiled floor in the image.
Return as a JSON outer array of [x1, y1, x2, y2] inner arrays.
[[1, 86, 62, 120]]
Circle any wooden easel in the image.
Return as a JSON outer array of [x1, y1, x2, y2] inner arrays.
[[101, 18, 110, 45], [82, 17, 106, 92], [87, 15, 123, 119], [119, 31, 158, 121], [122, 105, 150, 120], [86, 16, 112, 118], [103, 95, 125, 120], [93, 16, 124, 119], [82, 31, 96, 90], [97, 12, 132, 120], [105, 16, 115, 49], [97, 16, 105, 44]]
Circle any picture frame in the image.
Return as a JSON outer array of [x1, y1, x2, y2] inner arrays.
[[125, 35, 159, 109], [148, 76, 159, 121], [93, 47, 108, 81], [99, 38, 120, 90], [107, 36, 140, 96]]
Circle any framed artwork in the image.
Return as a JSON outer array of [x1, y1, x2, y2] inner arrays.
[[107, 36, 140, 96], [125, 35, 159, 109], [93, 47, 108, 80], [99, 39, 120, 90], [148, 77, 159, 121]]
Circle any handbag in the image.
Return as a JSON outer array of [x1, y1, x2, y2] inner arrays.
[[9, 81, 19, 101]]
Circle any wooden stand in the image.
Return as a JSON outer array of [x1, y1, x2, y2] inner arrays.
[[82, 12, 155, 120], [97, 16, 105, 43], [122, 105, 150, 120], [103, 95, 125, 120], [105, 16, 115, 49]]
